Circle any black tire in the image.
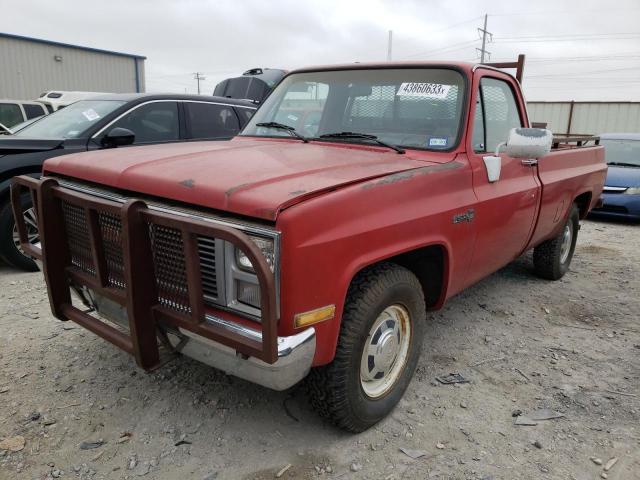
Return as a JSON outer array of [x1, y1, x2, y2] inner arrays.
[[0, 195, 39, 272], [533, 204, 579, 280], [306, 262, 426, 432]]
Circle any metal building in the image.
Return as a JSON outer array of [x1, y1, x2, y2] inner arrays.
[[0, 32, 146, 100], [527, 101, 640, 135]]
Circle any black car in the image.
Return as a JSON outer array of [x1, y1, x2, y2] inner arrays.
[[0, 93, 256, 271]]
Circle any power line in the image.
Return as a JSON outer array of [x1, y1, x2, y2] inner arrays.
[[193, 72, 206, 95]]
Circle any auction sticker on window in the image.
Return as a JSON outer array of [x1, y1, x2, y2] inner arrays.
[[397, 83, 451, 99], [82, 109, 100, 121]]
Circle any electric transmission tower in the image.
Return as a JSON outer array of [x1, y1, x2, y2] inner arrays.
[[476, 14, 492, 63]]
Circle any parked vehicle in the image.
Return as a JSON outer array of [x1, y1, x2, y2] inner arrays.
[[1, 93, 256, 270], [589, 133, 640, 221], [36, 91, 109, 112], [213, 68, 287, 103], [0, 99, 48, 129], [12, 62, 606, 431]]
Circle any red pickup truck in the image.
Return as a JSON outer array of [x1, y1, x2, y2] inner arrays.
[[12, 61, 606, 432]]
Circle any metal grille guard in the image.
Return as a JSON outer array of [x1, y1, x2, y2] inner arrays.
[[11, 175, 278, 369]]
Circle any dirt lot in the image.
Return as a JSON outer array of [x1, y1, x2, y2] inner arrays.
[[0, 218, 638, 480]]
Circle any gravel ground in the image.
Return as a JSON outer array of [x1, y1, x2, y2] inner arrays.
[[0, 218, 638, 480]]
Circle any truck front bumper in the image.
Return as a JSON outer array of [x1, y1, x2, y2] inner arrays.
[[166, 323, 315, 391], [12, 175, 301, 388]]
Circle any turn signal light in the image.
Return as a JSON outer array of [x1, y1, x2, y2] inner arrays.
[[294, 305, 336, 329]]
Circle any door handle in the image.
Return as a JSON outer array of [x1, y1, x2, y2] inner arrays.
[[521, 159, 538, 166]]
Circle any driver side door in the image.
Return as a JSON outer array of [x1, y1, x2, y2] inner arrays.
[[465, 73, 541, 286]]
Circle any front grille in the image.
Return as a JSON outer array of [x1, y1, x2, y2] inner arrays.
[[60, 200, 221, 314], [62, 201, 95, 276], [596, 205, 629, 214], [98, 212, 125, 288], [197, 236, 219, 301]]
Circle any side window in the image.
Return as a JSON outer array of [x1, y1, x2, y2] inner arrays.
[[111, 102, 179, 144], [236, 107, 255, 127], [186, 102, 240, 139], [477, 77, 523, 153], [24, 104, 46, 120], [0, 103, 24, 127]]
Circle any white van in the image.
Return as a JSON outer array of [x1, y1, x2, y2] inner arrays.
[[0, 100, 49, 129], [37, 91, 108, 112]]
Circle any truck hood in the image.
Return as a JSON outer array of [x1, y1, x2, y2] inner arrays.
[[44, 138, 443, 220], [0, 137, 64, 155], [605, 165, 640, 188]]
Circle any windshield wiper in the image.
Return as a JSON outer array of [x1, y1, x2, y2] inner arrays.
[[255, 122, 308, 143], [318, 132, 405, 154], [608, 162, 639, 168]]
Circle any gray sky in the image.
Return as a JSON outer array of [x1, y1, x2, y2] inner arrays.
[[2, 0, 639, 101]]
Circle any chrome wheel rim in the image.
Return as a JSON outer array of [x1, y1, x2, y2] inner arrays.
[[360, 304, 411, 399], [12, 207, 39, 249], [559, 222, 573, 264]]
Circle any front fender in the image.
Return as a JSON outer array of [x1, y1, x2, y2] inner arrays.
[[276, 159, 476, 366]]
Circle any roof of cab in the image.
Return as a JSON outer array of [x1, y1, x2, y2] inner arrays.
[[289, 61, 478, 74]]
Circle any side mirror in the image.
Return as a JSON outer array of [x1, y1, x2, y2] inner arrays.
[[502, 127, 553, 159], [101, 127, 135, 148]]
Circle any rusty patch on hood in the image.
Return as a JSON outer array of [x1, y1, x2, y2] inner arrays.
[[179, 178, 195, 188], [361, 161, 464, 189]]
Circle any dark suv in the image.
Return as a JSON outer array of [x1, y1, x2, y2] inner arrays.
[[0, 93, 256, 271]]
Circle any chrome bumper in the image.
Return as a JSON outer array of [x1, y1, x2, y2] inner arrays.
[[71, 288, 315, 391], [166, 326, 315, 391]]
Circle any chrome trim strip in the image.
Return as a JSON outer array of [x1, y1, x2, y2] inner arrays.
[[91, 99, 256, 138], [603, 186, 628, 192]]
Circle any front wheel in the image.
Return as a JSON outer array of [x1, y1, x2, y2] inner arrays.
[[306, 263, 426, 432], [533, 204, 579, 280], [0, 195, 40, 272]]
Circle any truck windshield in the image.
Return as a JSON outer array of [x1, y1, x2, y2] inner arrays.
[[241, 68, 466, 151], [14, 100, 126, 139], [601, 139, 640, 167]]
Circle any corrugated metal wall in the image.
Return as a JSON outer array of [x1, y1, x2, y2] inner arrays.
[[0, 36, 145, 100], [527, 102, 640, 135]]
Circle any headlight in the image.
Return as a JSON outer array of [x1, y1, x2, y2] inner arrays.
[[226, 235, 277, 316], [235, 236, 275, 273], [624, 187, 640, 195]]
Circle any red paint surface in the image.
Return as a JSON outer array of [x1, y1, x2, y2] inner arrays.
[[43, 62, 606, 367]]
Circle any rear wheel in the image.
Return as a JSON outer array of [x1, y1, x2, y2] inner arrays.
[[533, 204, 579, 280], [0, 195, 39, 272], [306, 263, 426, 432]]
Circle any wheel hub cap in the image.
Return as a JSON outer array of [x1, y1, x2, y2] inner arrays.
[[12, 207, 40, 250], [560, 222, 573, 264], [360, 304, 411, 399]]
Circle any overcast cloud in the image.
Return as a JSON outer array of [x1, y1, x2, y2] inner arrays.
[[2, 0, 639, 101]]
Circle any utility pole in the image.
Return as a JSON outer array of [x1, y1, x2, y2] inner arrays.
[[476, 14, 492, 63], [193, 72, 206, 94], [387, 30, 393, 61]]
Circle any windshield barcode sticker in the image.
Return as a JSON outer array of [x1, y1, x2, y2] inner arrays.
[[397, 83, 451, 99]]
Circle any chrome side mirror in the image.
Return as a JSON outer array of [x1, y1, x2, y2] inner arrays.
[[502, 127, 553, 159]]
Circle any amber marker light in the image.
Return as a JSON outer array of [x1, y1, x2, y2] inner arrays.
[[294, 305, 336, 328]]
